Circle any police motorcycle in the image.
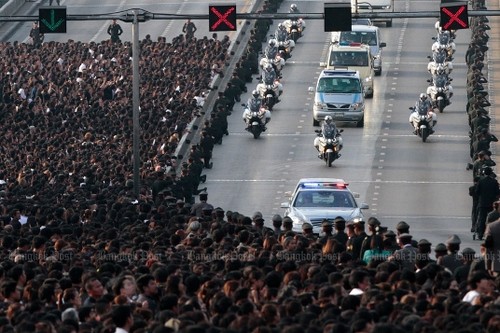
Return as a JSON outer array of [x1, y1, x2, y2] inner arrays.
[[242, 93, 271, 139], [273, 24, 295, 60], [256, 64, 283, 111], [409, 94, 436, 143], [283, 4, 306, 42], [427, 49, 453, 76], [259, 39, 285, 75], [426, 71, 453, 113], [313, 116, 343, 167], [431, 31, 456, 61], [434, 21, 456, 40]]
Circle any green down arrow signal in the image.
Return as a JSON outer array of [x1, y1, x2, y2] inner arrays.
[[41, 10, 65, 32]]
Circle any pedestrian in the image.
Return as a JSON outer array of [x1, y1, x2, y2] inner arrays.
[[107, 19, 123, 43], [475, 166, 500, 240], [199, 131, 215, 169], [29, 22, 44, 48], [182, 19, 197, 39]]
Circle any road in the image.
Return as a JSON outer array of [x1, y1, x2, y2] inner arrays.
[[202, 0, 496, 252]]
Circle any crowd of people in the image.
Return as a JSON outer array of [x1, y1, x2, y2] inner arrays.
[[1, 0, 500, 333]]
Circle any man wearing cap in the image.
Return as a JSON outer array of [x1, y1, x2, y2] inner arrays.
[[434, 243, 447, 260], [455, 248, 476, 284], [191, 192, 213, 218], [475, 166, 500, 240], [352, 221, 368, 260], [271, 214, 283, 237], [389, 233, 417, 271], [396, 221, 418, 248], [302, 223, 315, 240], [383, 230, 399, 252], [319, 219, 334, 246], [252, 212, 267, 235], [437, 234, 463, 273], [345, 221, 356, 255], [332, 217, 348, 247], [360, 217, 381, 260], [416, 239, 435, 268]]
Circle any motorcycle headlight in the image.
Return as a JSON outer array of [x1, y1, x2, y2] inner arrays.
[[326, 139, 333, 144], [382, 5, 391, 9], [364, 76, 372, 83]]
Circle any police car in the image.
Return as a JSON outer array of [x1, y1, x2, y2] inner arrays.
[[312, 69, 365, 127], [281, 178, 369, 234]]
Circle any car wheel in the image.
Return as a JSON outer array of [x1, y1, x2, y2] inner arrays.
[[357, 117, 364, 127], [313, 118, 319, 126]]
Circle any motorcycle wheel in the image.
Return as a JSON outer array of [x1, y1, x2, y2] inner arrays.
[[326, 152, 334, 167], [292, 32, 298, 43], [313, 118, 320, 127], [252, 127, 261, 139], [438, 101, 445, 113], [421, 128, 428, 142]]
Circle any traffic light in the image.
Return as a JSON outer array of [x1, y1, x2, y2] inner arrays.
[[440, 2, 469, 30], [39, 7, 67, 33], [208, 4, 237, 32], [324, 3, 352, 32]]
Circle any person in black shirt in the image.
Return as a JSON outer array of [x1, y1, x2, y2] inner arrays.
[[107, 19, 123, 43]]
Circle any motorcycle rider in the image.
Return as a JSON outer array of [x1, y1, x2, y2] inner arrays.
[[261, 63, 277, 85], [264, 39, 279, 61], [314, 116, 343, 158], [275, 23, 289, 43], [409, 93, 437, 135], [290, 3, 300, 13], [427, 70, 453, 106], [243, 90, 271, 131]]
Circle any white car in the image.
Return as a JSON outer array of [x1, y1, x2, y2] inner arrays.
[[281, 178, 369, 234]]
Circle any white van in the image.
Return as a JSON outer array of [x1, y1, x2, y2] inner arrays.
[[351, 0, 394, 27], [331, 25, 386, 76], [321, 43, 374, 98]]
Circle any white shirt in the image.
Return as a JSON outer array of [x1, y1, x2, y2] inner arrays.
[[114, 328, 128, 333], [462, 290, 480, 304]]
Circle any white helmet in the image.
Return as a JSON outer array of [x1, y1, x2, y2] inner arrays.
[[419, 93, 427, 101], [252, 90, 259, 98], [268, 39, 276, 47], [290, 4, 298, 12], [325, 115, 333, 124], [265, 64, 273, 72]]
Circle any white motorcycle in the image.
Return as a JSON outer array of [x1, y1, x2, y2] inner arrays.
[[259, 54, 285, 75], [431, 32, 456, 61], [256, 79, 282, 111], [314, 129, 343, 167], [242, 104, 271, 139], [426, 74, 453, 113], [283, 19, 306, 42], [427, 50, 453, 75], [409, 106, 434, 142]]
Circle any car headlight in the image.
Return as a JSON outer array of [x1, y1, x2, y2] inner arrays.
[[382, 5, 391, 9], [350, 103, 363, 111], [364, 76, 372, 83], [314, 102, 327, 109]]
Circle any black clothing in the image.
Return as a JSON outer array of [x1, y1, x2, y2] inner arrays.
[[107, 23, 123, 43]]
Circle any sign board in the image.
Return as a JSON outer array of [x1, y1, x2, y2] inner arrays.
[[440, 2, 469, 30], [209, 4, 237, 32], [39, 7, 67, 33]]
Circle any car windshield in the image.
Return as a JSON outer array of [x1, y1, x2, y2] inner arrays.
[[317, 77, 362, 93], [340, 31, 377, 46], [329, 51, 369, 67], [293, 190, 355, 208]]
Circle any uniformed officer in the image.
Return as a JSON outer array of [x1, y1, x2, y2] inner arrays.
[[319, 219, 334, 246], [302, 222, 316, 240], [352, 220, 367, 260], [437, 234, 464, 273], [332, 216, 348, 247], [396, 221, 418, 248]]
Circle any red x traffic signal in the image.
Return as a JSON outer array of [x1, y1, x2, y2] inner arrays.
[[440, 2, 469, 30], [209, 4, 237, 32]]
